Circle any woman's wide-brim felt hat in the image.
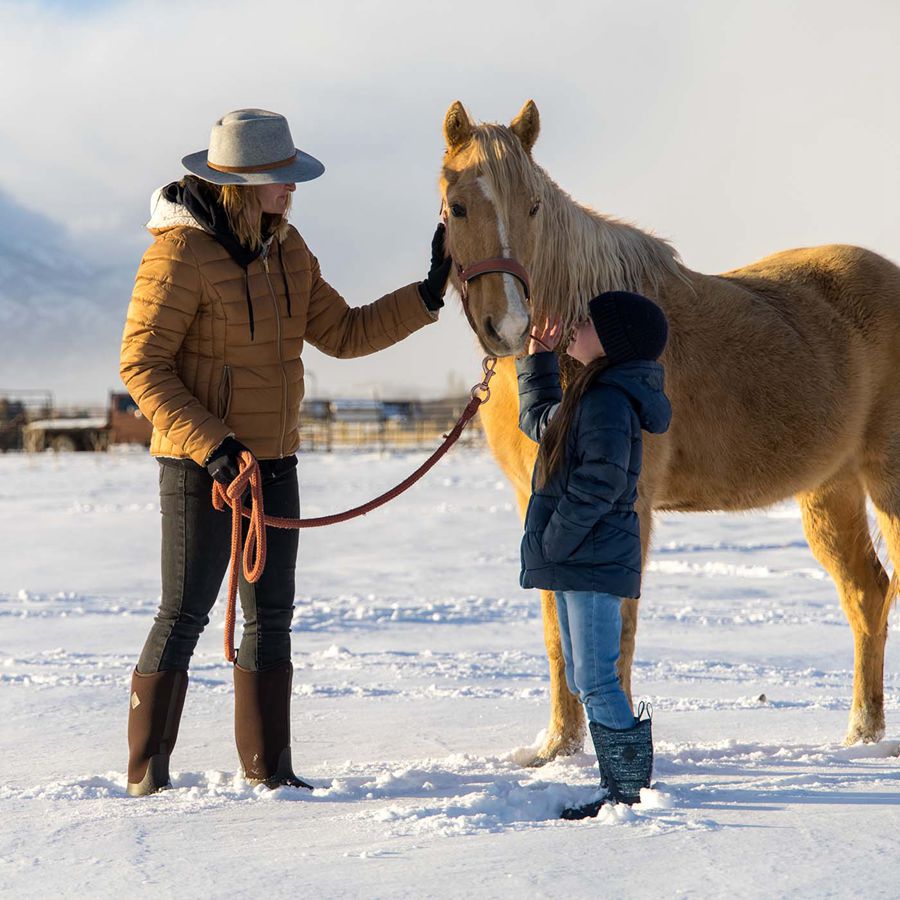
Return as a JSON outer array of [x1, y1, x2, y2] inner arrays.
[[182, 108, 325, 185]]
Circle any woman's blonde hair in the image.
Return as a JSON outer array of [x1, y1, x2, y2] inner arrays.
[[220, 183, 291, 248], [184, 176, 291, 249]]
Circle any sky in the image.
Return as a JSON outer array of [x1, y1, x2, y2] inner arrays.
[[1, 0, 898, 402]]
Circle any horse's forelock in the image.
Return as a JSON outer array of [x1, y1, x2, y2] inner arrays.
[[471, 125, 543, 201]]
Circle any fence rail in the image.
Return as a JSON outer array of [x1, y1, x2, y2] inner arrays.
[[298, 397, 485, 451]]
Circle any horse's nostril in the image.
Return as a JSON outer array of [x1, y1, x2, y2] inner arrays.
[[484, 316, 501, 344]]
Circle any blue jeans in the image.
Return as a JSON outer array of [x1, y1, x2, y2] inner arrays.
[[554, 590, 635, 729]]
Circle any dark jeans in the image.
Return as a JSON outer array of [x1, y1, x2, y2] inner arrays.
[[137, 455, 300, 674]]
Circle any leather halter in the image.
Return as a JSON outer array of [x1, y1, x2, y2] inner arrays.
[[457, 258, 531, 303], [441, 202, 532, 334]]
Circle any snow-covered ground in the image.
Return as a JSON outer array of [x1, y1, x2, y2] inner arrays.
[[2, 448, 899, 899]]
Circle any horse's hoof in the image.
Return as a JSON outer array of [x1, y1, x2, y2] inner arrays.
[[844, 708, 886, 746], [523, 732, 586, 767]]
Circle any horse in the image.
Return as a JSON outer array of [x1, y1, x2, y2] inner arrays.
[[437, 99, 900, 762]]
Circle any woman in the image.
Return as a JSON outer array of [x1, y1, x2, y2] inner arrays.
[[517, 292, 671, 817], [121, 108, 450, 796]]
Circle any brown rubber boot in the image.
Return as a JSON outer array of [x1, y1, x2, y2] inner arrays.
[[126, 668, 188, 797], [233, 661, 312, 789]]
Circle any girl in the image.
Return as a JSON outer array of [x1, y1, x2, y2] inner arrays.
[[121, 109, 451, 796], [517, 291, 671, 818]]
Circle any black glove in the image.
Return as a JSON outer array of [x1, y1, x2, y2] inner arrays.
[[206, 436, 251, 486], [417, 223, 452, 311]]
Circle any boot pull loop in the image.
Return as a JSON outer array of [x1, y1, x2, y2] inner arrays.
[[636, 700, 652, 722]]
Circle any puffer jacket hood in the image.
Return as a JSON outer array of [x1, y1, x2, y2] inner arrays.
[[154, 180, 267, 268], [594, 360, 672, 435], [147, 184, 205, 232]]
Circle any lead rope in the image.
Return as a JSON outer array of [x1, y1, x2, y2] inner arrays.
[[212, 357, 498, 662]]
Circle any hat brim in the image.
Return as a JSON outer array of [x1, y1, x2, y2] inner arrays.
[[181, 148, 325, 185]]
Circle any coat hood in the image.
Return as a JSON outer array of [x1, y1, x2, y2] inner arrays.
[[147, 180, 264, 268], [595, 359, 672, 434], [146, 184, 206, 234]]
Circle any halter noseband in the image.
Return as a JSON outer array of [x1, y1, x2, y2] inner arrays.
[[456, 258, 531, 303]]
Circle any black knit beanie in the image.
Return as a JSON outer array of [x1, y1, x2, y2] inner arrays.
[[588, 291, 669, 364]]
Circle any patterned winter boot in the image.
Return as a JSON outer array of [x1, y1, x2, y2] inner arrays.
[[126, 668, 189, 797], [561, 703, 653, 819], [233, 661, 313, 790]]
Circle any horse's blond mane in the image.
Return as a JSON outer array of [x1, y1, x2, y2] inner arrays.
[[466, 124, 684, 333]]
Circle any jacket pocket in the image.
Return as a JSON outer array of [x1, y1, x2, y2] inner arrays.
[[522, 530, 548, 572], [217, 365, 232, 419]]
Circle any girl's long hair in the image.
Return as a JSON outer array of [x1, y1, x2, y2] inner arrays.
[[186, 177, 291, 249], [534, 356, 611, 488]]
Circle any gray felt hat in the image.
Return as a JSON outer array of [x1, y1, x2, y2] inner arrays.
[[182, 108, 325, 185]]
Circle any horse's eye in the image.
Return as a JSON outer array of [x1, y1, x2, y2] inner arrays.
[[529, 201, 541, 217], [450, 203, 467, 218]]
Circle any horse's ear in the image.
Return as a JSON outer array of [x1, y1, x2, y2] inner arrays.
[[444, 101, 473, 150], [510, 100, 540, 153]]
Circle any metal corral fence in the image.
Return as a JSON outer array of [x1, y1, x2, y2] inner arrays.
[[2, 390, 485, 453], [298, 396, 485, 451]]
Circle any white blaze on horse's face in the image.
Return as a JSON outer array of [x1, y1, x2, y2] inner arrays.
[[440, 100, 543, 357], [477, 175, 531, 347], [474, 175, 530, 347]]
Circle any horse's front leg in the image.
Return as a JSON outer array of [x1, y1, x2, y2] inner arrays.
[[617, 597, 638, 708], [510, 482, 584, 766], [617, 496, 655, 710], [527, 588, 586, 766]]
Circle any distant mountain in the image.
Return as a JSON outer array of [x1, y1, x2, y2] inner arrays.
[[0, 191, 132, 404], [0, 190, 474, 406]]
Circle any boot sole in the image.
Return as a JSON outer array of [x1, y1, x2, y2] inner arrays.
[[561, 796, 609, 820], [126, 754, 170, 797], [244, 747, 313, 790]]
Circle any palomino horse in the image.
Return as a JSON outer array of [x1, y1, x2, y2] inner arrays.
[[439, 99, 900, 761]]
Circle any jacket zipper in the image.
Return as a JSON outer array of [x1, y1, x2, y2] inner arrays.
[[261, 251, 288, 457]]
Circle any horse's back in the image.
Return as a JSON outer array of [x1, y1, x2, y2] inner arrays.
[[653, 246, 900, 510], [723, 244, 900, 343], [725, 244, 900, 416]]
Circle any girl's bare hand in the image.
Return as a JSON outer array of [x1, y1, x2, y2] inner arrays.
[[528, 317, 562, 354]]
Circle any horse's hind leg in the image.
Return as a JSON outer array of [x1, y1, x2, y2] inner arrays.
[[860, 449, 900, 738], [800, 473, 890, 744]]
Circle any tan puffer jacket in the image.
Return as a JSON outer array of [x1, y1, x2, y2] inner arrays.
[[121, 189, 436, 465]]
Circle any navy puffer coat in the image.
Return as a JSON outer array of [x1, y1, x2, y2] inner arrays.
[[517, 353, 671, 597]]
